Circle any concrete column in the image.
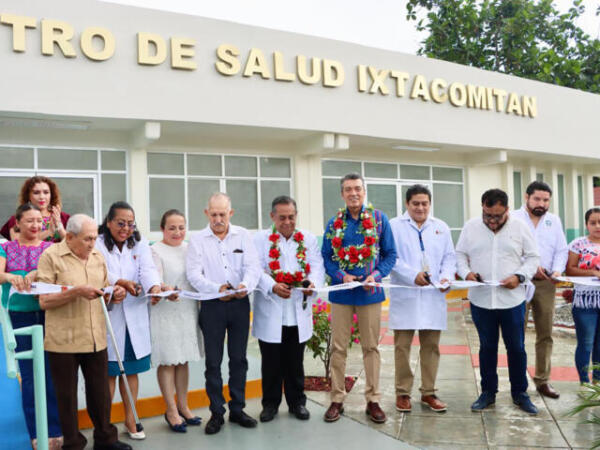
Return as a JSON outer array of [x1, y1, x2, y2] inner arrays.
[[501, 162, 515, 209], [129, 147, 149, 235], [565, 167, 579, 241], [293, 154, 323, 236], [550, 167, 559, 215], [526, 165, 537, 186], [586, 174, 596, 209]]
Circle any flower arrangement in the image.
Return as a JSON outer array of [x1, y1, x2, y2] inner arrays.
[[306, 298, 360, 379], [268, 226, 310, 286]]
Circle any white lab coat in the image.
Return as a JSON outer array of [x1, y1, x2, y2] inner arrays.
[[252, 229, 325, 343], [389, 213, 457, 330], [96, 235, 161, 362]]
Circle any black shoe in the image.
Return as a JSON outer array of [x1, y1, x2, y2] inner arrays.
[[229, 410, 258, 428], [165, 413, 187, 433], [289, 404, 310, 420], [259, 405, 278, 422], [205, 414, 225, 435], [178, 409, 202, 426], [471, 391, 496, 411], [93, 441, 132, 450], [512, 392, 538, 415]]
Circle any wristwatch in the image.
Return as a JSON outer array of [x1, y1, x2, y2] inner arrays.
[[515, 274, 525, 283]]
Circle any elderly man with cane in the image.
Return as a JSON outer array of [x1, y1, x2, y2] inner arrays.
[[37, 214, 132, 450]]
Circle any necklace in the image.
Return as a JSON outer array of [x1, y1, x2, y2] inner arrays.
[[326, 204, 378, 270], [268, 226, 311, 286]]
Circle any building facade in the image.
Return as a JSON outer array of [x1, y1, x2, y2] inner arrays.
[[1, 0, 599, 243]]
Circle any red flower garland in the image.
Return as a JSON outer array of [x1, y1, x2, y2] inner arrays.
[[268, 226, 310, 286], [325, 204, 378, 270]]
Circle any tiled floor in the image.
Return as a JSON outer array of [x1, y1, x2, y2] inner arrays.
[[305, 297, 600, 449]]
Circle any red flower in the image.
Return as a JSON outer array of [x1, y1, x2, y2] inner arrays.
[[349, 255, 359, 264], [363, 236, 375, 246], [331, 237, 343, 248], [348, 246, 359, 257], [333, 219, 344, 229], [268, 233, 279, 243], [269, 260, 280, 271], [362, 218, 374, 229], [293, 231, 304, 242], [284, 273, 295, 284], [268, 248, 280, 258], [275, 272, 285, 283], [337, 248, 346, 259], [295, 271, 303, 282], [360, 247, 371, 258], [305, 263, 311, 274]]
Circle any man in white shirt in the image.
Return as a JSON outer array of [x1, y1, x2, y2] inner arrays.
[[456, 189, 539, 414], [252, 196, 325, 423], [512, 181, 568, 399], [186, 192, 262, 435], [389, 185, 456, 413]]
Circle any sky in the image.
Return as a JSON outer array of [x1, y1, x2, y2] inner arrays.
[[103, 0, 600, 55]]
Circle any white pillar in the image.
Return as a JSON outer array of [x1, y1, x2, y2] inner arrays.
[[293, 154, 323, 236], [129, 147, 149, 235], [550, 167, 559, 215]]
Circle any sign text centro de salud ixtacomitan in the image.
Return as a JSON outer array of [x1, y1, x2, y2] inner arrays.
[[0, 14, 537, 118]]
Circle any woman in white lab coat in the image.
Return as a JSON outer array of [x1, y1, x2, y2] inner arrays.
[[96, 201, 162, 439]]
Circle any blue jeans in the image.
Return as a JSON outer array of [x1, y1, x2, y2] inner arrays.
[[470, 301, 528, 396], [572, 306, 600, 382], [9, 310, 62, 439]]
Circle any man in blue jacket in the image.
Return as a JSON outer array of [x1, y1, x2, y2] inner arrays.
[[322, 173, 397, 423]]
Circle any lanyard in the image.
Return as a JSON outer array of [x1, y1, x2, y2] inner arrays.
[[415, 226, 430, 274]]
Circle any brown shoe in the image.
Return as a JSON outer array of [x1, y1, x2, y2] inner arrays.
[[396, 395, 411, 412], [365, 401, 386, 423], [537, 383, 560, 399], [324, 402, 344, 422], [421, 395, 447, 412]]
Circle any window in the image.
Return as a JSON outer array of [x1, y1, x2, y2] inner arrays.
[[0, 146, 127, 224], [321, 160, 465, 242], [147, 153, 292, 231], [513, 171, 522, 209], [536, 173, 544, 182]]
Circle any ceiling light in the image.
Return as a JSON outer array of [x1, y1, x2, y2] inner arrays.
[[0, 117, 91, 130], [392, 144, 439, 152]]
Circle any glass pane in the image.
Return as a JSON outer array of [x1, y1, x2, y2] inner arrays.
[[149, 178, 184, 231], [0, 176, 28, 228], [367, 184, 397, 219], [225, 156, 257, 177], [400, 165, 430, 180], [188, 179, 220, 230], [513, 172, 522, 209], [101, 151, 126, 171], [261, 180, 290, 228], [147, 153, 184, 175], [101, 174, 126, 217], [57, 178, 95, 218], [364, 162, 397, 179], [322, 179, 344, 227], [322, 160, 361, 177], [226, 180, 258, 229], [0, 147, 33, 168], [260, 157, 291, 178], [188, 155, 222, 176], [38, 148, 97, 170], [433, 166, 463, 182], [433, 183, 464, 228], [451, 230, 461, 245], [536, 173, 544, 182]]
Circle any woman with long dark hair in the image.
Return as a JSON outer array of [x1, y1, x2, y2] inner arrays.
[[0, 203, 63, 449], [95, 201, 163, 440]]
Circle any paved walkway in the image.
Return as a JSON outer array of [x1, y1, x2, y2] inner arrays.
[[305, 296, 600, 449]]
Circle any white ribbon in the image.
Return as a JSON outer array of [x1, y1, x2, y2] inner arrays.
[[555, 276, 600, 287], [9, 281, 73, 298]]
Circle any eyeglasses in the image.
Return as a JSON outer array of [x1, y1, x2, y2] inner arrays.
[[482, 211, 507, 222], [115, 221, 136, 230]]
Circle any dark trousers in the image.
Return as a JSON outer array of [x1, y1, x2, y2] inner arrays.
[[48, 349, 117, 450], [471, 301, 528, 397], [9, 310, 62, 439], [199, 296, 250, 416], [259, 326, 307, 410]]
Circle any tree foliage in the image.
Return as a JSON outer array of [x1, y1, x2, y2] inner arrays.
[[406, 0, 600, 93]]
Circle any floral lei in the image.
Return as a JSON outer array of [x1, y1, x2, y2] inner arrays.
[[326, 204, 378, 270], [267, 226, 311, 286]]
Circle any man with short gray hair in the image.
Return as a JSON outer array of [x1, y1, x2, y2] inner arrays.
[[37, 214, 130, 450], [186, 193, 262, 435]]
